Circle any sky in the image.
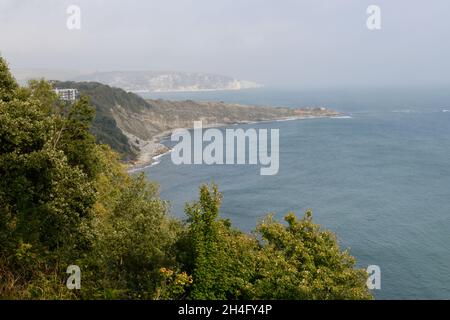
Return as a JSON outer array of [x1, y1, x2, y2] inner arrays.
[[0, 0, 449, 87]]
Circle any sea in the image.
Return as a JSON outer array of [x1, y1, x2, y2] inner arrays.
[[138, 86, 450, 299]]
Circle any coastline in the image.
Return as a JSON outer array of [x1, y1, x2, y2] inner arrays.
[[126, 122, 240, 173], [126, 129, 173, 173], [126, 114, 343, 173]]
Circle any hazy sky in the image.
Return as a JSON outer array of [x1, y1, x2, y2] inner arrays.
[[1, 0, 449, 87]]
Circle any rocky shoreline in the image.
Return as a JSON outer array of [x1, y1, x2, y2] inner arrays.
[[126, 113, 341, 172]]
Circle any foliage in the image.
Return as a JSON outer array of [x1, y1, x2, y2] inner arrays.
[[83, 174, 181, 299], [180, 184, 372, 300], [0, 58, 18, 102], [249, 212, 372, 299], [156, 268, 193, 300], [0, 56, 372, 300]]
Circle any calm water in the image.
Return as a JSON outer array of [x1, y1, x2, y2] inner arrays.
[[139, 87, 450, 299]]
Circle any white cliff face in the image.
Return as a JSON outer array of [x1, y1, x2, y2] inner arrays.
[[72, 71, 262, 92]]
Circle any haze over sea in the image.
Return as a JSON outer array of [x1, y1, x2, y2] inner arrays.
[[139, 87, 450, 299]]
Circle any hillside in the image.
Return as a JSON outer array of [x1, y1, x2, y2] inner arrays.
[[114, 99, 338, 140], [53, 81, 339, 166], [53, 81, 149, 160]]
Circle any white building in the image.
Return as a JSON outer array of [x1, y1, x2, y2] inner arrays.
[[54, 88, 78, 101]]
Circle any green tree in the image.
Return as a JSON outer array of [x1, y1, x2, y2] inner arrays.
[[0, 57, 96, 298], [183, 184, 258, 299], [85, 174, 181, 299], [181, 184, 372, 300], [58, 96, 99, 178], [27, 79, 60, 114], [249, 211, 372, 299], [0, 58, 18, 102], [183, 184, 223, 299]]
